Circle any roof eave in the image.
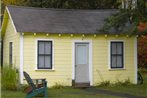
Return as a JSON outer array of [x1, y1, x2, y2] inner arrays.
[[1, 8, 9, 38], [1, 6, 18, 39]]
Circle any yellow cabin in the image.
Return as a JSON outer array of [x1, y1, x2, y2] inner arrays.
[[1, 5, 138, 87]]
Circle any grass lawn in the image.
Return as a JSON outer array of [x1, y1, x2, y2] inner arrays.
[[2, 88, 120, 98], [48, 88, 120, 98], [97, 73, 147, 97], [1, 73, 147, 98]]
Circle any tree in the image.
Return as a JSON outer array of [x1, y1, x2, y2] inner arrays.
[[1, 0, 121, 9], [100, 0, 147, 34], [138, 36, 147, 68], [100, 0, 147, 68]]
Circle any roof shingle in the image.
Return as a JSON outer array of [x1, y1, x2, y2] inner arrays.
[[8, 5, 117, 34]]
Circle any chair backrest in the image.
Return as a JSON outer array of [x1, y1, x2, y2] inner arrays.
[[23, 71, 36, 90]]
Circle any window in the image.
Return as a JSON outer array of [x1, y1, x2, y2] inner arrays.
[[9, 42, 13, 65], [110, 42, 124, 68], [37, 41, 52, 69]]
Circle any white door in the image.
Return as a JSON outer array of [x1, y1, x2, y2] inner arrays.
[[75, 43, 89, 83]]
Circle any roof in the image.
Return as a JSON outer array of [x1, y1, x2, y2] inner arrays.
[[7, 5, 117, 34]]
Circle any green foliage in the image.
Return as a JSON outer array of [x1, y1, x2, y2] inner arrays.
[[14, 0, 120, 9], [51, 82, 66, 89], [97, 79, 131, 87], [137, 71, 143, 84], [98, 73, 147, 97], [97, 81, 111, 87], [138, 36, 147, 68], [100, 0, 147, 35], [113, 79, 131, 86], [139, 68, 147, 73], [1, 65, 18, 90]]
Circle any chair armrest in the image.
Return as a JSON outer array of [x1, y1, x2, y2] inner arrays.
[[32, 78, 47, 88]]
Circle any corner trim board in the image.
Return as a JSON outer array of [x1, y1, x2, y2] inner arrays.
[[20, 33, 24, 84], [134, 37, 138, 84]]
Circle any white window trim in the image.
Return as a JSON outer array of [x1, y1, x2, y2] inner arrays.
[[72, 40, 93, 86], [108, 40, 125, 70], [35, 39, 54, 70]]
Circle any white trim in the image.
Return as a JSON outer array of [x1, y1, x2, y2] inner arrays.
[[72, 43, 75, 80], [20, 33, 24, 84], [35, 69, 55, 71], [134, 37, 138, 84], [108, 68, 126, 71], [6, 7, 17, 33], [72, 40, 93, 85], [108, 40, 125, 69], [35, 39, 54, 70], [121, 0, 125, 9], [0, 10, 7, 34]]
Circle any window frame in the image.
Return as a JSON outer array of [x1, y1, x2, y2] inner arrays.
[[9, 42, 13, 65], [37, 40, 53, 69], [109, 41, 125, 69]]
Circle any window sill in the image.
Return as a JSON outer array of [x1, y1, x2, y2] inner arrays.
[[108, 68, 126, 71], [35, 69, 55, 71]]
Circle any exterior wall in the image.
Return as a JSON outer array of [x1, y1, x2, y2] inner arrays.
[[23, 33, 137, 87], [93, 36, 136, 84], [3, 18, 20, 69]]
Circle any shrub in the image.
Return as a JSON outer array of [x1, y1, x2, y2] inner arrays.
[[112, 79, 131, 87], [139, 68, 147, 74], [51, 82, 66, 89], [97, 81, 111, 87], [97, 79, 131, 87], [1, 65, 18, 90]]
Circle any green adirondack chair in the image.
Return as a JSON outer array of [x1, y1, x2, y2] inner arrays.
[[23, 71, 48, 98]]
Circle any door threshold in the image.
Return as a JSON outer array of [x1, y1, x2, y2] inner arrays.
[[74, 83, 90, 88]]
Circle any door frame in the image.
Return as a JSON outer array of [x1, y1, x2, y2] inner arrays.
[[72, 40, 93, 86]]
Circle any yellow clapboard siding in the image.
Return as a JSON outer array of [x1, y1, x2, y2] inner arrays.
[[3, 18, 20, 68], [22, 34, 137, 87]]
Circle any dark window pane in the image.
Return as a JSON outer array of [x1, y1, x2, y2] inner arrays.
[[117, 56, 123, 67], [111, 42, 123, 68], [45, 56, 51, 68], [45, 42, 51, 54], [38, 41, 52, 69], [38, 56, 44, 68], [9, 42, 13, 65], [39, 42, 44, 54], [117, 43, 123, 54], [111, 56, 117, 68], [111, 43, 117, 54]]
